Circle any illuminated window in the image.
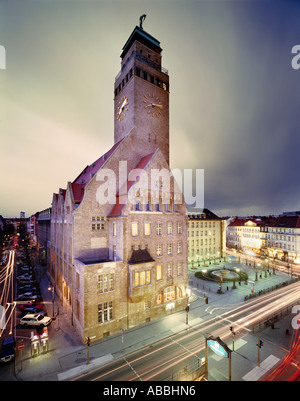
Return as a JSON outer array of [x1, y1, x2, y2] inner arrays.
[[134, 270, 151, 287], [132, 222, 138, 236], [167, 222, 172, 235], [157, 223, 162, 235], [144, 222, 151, 236], [156, 265, 162, 280], [164, 286, 175, 302]]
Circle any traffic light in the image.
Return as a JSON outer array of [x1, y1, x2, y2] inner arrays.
[[257, 340, 264, 348], [205, 297, 208, 304], [185, 305, 190, 312], [87, 337, 91, 346]]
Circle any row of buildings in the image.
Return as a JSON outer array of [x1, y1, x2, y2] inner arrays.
[[227, 213, 300, 263]]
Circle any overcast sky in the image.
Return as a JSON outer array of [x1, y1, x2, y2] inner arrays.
[[1, 0, 300, 218]]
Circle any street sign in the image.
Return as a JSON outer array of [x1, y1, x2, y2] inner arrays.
[[17, 343, 24, 350], [207, 336, 232, 358]]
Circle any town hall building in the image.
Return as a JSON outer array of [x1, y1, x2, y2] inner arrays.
[[49, 21, 189, 343]]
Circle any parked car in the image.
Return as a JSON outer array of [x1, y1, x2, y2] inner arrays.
[[18, 303, 43, 311], [17, 274, 33, 280], [20, 314, 52, 328], [0, 337, 15, 363], [18, 302, 35, 310], [15, 294, 37, 304], [17, 278, 35, 284], [21, 307, 47, 316], [18, 291, 38, 298], [18, 267, 31, 273], [18, 285, 37, 293]]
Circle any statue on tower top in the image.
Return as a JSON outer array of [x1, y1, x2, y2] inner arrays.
[[139, 14, 146, 29]]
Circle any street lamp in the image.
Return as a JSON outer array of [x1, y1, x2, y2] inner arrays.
[[48, 285, 55, 317]]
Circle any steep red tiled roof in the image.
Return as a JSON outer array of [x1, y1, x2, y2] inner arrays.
[[228, 219, 247, 227], [108, 152, 155, 218], [229, 216, 300, 229], [73, 137, 125, 186], [265, 215, 300, 229]]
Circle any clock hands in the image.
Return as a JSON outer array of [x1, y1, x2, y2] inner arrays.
[[143, 94, 163, 118], [117, 97, 128, 120], [144, 103, 163, 109]]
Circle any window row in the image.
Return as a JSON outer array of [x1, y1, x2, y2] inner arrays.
[[156, 242, 183, 256], [133, 262, 183, 288], [189, 238, 216, 246], [190, 221, 216, 229], [134, 201, 180, 213], [115, 64, 168, 97], [97, 286, 184, 324], [131, 221, 183, 237], [189, 230, 216, 237]]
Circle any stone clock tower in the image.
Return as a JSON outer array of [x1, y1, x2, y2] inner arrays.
[[114, 24, 170, 165]]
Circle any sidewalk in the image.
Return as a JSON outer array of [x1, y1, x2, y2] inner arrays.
[[11, 262, 297, 381]]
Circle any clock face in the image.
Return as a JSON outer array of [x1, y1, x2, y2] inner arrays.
[[117, 96, 129, 121], [143, 93, 163, 118]]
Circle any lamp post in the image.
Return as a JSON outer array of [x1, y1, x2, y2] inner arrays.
[[254, 263, 258, 281], [229, 326, 235, 351], [48, 285, 55, 317], [185, 288, 191, 325]]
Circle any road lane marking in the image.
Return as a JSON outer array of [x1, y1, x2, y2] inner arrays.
[[123, 356, 143, 381]]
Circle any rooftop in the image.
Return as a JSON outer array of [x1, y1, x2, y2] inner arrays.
[[121, 26, 162, 60]]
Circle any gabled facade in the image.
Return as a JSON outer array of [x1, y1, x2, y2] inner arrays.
[[49, 24, 188, 342]]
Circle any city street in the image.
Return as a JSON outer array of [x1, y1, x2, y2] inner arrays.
[[1, 248, 300, 382], [71, 279, 300, 381]]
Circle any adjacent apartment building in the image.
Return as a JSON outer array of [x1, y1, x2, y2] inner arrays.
[[49, 24, 189, 342], [187, 208, 226, 266]]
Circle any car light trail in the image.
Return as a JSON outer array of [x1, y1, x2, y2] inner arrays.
[[75, 281, 300, 381]]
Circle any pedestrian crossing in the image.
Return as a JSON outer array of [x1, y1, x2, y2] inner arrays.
[[242, 355, 280, 381]]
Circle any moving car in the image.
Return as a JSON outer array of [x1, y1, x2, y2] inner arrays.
[[20, 314, 52, 328]]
